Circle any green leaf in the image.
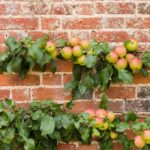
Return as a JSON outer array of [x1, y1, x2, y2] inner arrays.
[[35, 37, 47, 48], [116, 122, 129, 132], [142, 52, 150, 67], [64, 80, 77, 91], [61, 114, 71, 129], [3, 128, 15, 144], [24, 138, 35, 150], [31, 110, 42, 120], [140, 68, 148, 77], [56, 39, 67, 47], [79, 127, 90, 143], [78, 83, 87, 95], [100, 139, 113, 150], [5, 36, 18, 51], [125, 112, 138, 122], [50, 60, 57, 73], [83, 76, 94, 88], [118, 69, 133, 84], [40, 52, 51, 66], [101, 43, 110, 54], [66, 100, 74, 109], [100, 92, 108, 109], [85, 55, 97, 68], [11, 57, 22, 73], [40, 115, 55, 136], [0, 52, 9, 62]]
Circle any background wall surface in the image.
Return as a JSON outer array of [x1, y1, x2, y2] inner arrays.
[[0, 0, 149, 149]]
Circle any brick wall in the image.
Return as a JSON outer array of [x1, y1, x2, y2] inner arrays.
[[0, 0, 149, 149]]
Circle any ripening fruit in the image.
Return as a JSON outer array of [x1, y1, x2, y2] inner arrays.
[[69, 37, 80, 46], [51, 50, 58, 59], [45, 41, 56, 54], [76, 55, 86, 65], [80, 40, 90, 50], [107, 111, 115, 122], [92, 128, 100, 140], [72, 45, 82, 57], [114, 46, 127, 58], [143, 130, 150, 144], [96, 109, 107, 118], [125, 38, 138, 51], [99, 122, 109, 131], [134, 135, 145, 148], [110, 132, 118, 139], [129, 58, 142, 71], [126, 53, 135, 63], [85, 109, 95, 119], [106, 51, 118, 64], [114, 58, 128, 70], [61, 46, 72, 60], [93, 117, 104, 128]]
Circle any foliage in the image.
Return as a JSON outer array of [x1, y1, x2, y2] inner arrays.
[[0, 99, 148, 150]]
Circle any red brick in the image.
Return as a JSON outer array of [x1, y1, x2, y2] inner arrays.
[[57, 144, 76, 150], [41, 18, 60, 30], [0, 18, 38, 30], [0, 74, 40, 86], [49, 32, 69, 40], [0, 89, 10, 100], [0, 4, 7, 15], [134, 30, 150, 42], [32, 88, 71, 101], [125, 18, 150, 29], [51, 4, 72, 15], [12, 89, 30, 101], [63, 74, 72, 85], [113, 143, 123, 150], [78, 144, 98, 150], [95, 87, 135, 99], [95, 3, 105, 14], [125, 129, 135, 140], [0, 33, 5, 44], [0, 45, 6, 53], [105, 3, 136, 14], [16, 103, 30, 108], [105, 18, 124, 28], [42, 74, 62, 86], [28, 32, 43, 40], [74, 4, 94, 15], [62, 18, 102, 29], [108, 100, 125, 112], [57, 60, 73, 72], [91, 31, 129, 42], [133, 73, 150, 84]]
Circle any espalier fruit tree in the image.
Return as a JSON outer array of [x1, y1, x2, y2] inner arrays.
[[0, 35, 150, 150]]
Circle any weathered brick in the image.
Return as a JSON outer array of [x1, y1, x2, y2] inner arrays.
[[78, 144, 98, 150], [56, 60, 73, 72], [42, 74, 62, 86], [95, 87, 135, 99], [62, 18, 102, 29], [134, 73, 150, 84], [137, 86, 150, 98], [32, 88, 71, 101], [138, 3, 150, 14], [126, 100, 150, 112], [108, 100, 125, 112], [0, 89, 10, 100], [12, 89, 30, 101], [0, 74, 40, 86], [41, 18, 60, 30], [57, 144, 76, 150], [0, 18, 38, 30]]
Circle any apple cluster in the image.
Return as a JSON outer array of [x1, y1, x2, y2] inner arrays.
[[106, 39, 142, 71], [134, 130, 150, 148], [85, 109, 118, 141]]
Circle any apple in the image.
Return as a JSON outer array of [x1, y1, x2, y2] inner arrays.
[[45, 41, 56, 54], [114, 46, 127, 58], [134, 135, 145, 148], [143, 130, 150, 144], [72, 45, 82, 57], [61, 46, 72, 60], [114, 58, 128, 70], [92, 128, 100, 140], [85, 109, 95, 119], [129, 58, 142, 71], [93, 117, 104, 128], [80, 40, 90, 50], [125, 38, 138, 51], [106, 51, 118, 64], [126, 53, 135, 63], [69, 37, 80, 46], [51, 50, 58, 59], [110, 132, 118, 139], [96, 109, 107, 118], [99, 122, 109, 131], [76, 55, 86, 66], [107, 111, 115, 122]]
